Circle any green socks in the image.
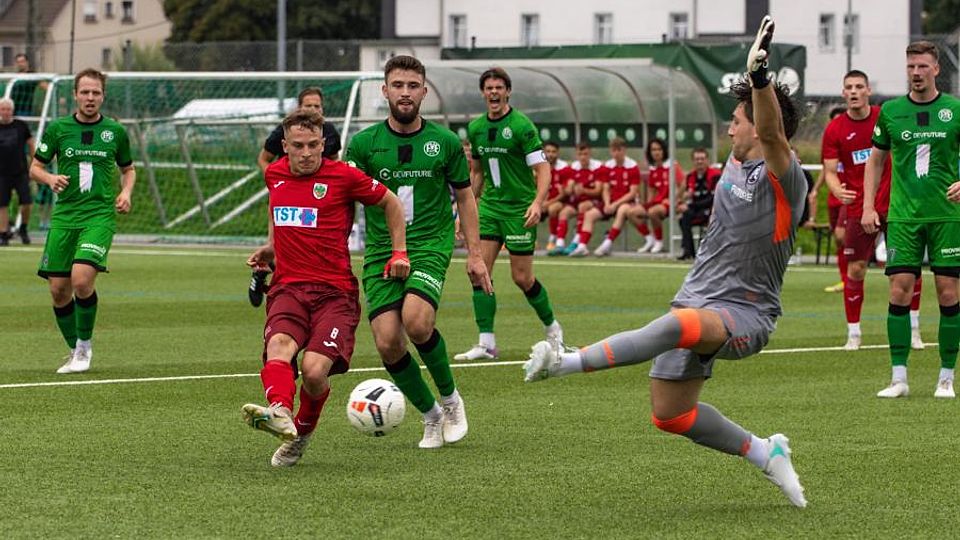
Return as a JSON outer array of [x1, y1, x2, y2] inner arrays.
[[414, 329, 456, 397], [524, 279, 555, 326], [76, 291, 98, 341], [472, 286, 496, 333], [888, 303, 911, 367], [53, 300, 78, 349], [939, 303, 960, 370], [384, 352, 436, 414]]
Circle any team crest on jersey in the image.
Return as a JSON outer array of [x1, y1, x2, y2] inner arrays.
[[874, 126, 881, 137], [38, 142, 48, 153], [423, 140, 440, 157], [745, 164, 763, 185], [502, 127, 513, 140], [313, 183, 328, 200], [101, 130, 114, 143], [939, 108, 954, 122]]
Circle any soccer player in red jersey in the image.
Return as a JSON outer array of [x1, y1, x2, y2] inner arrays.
[[812, 106, 849, 293], [566, 142, 608, 257], [821, 70, 924, 351], [241, 109, 409, 467], [542, 140, 571, 251], [593, 137, 642, 257], [676, 147, 722, 260], [629, 137, 683, 254]]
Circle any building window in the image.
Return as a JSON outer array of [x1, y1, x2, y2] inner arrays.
[[843, 13, 860, 53], [521, 14, 540, 47], [121, 0, 134, 23], [1, 46, 13, 67], [104, 1, 113, 18], [669, 12, 689, 40], [101, 48, 112, 68], [83, 0, 97, 22], [450, 14, 467, 48], [594, 13, 613, 45], [818, 13, 835, 52]]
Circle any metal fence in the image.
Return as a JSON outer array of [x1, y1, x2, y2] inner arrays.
[[161, 40, 362, 72]]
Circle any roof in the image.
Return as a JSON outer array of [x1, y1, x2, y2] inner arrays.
[[0, 0, 70, 35]]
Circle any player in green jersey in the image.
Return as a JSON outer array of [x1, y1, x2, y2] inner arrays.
[[346, 55, 492, 449], [30, 68, 135, 374], [454, 67, 563, 361], [863, 41, 960, 399]]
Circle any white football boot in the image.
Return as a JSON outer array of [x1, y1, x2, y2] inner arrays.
[[419, 413, 445, 449], [934, 379, 955, 399], [454, 344, 499, 361], [241, 403, 297, 442], [762, 434, 807, 508], [272, 434, 311, 467], [441, 396, 468, 444], [876, 380, 910, 398]]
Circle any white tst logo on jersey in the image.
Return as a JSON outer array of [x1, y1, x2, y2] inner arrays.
[[851, 148, 872, 165], [273, 206, 318, 228]]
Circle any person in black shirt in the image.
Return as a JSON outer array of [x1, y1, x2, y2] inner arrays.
[[0, 98, 35, 245], [677, 148, 721, 260], [249, 87, 343, 307]]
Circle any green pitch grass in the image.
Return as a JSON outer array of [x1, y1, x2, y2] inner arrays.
[[1, 246, 956, 538]]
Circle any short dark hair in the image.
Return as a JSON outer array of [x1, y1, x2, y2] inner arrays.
[[728, 79, 801, 140], [691, 147, 709, 158], [282, 108, 324, 135], [906, 41, 939, 62], [646, 137, 668, 163], [843, 70, 869, 85], [543, 140, 559, 150], [479, 67, 511, 91], [297, 87, 323, 106], [575, 142, 591, 151], [384, 55, 426, 80], [74, 68, 107, 92]]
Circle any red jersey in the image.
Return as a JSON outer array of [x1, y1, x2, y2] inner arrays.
[[604, 157, 641, 202], [548, 161, 570, 201], [569, 159, 606, 204], [647, 161, 684, 204], [821, 105, 892, 216], [265, 157, 387, 291]]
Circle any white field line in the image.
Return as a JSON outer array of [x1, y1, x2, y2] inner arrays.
[[0, 343, 935, 390], [1, 246, 843, 274]]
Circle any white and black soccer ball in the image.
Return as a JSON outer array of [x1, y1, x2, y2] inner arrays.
[[346, 378, 405, 437]]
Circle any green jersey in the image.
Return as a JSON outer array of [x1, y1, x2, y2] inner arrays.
[[872, 93, 960, 223], [468, 108, 546, 217], [34, 114, 133, 229], [346, 120, 469, 258]]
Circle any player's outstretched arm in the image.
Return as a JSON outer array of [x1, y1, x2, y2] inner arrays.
[[861, 147, 887, 233], [747, 16, 791, 179], [375, 190, 410, 280], [822, 158, 856, 205], [453, 186, 493, 294]]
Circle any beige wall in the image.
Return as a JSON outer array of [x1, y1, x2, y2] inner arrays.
[[41, 0, 170, 73]]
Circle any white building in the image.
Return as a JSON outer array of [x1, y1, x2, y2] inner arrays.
[[381, 0, 924, 97]]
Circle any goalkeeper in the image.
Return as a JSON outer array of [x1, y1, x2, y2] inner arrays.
[[523, 17, 809, 508]]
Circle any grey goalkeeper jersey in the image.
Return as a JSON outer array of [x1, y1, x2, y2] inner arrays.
[[673, 153, 808, 318]]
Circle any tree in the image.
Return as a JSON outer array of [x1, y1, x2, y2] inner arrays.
[[163, 0, 381, 42], [923, 0, 960, 34]]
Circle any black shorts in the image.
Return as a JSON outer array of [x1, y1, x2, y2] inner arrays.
[[0, 174, 32, 207]]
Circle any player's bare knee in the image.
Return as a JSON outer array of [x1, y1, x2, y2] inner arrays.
[[300, 362, 331, 394], [373, 332, 406, 362], [49, 283, 72, 305], [404, 317, 434, 345], [266, 333, 298, 359]]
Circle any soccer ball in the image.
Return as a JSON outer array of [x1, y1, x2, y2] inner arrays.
[[346, 378, 405, 436]]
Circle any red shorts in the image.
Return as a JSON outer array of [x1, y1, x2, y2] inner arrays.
[[263, 282, 360, 375], [828, 204, 847, 231], [843, 213, 886, 262], [644, 199, 668, 211]]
